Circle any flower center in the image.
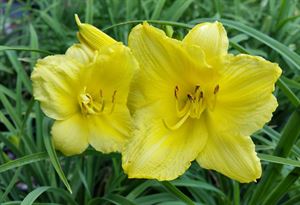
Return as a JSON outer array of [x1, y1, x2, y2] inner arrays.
[[78, 87, 117, 116], [163, 84, 219, 130]]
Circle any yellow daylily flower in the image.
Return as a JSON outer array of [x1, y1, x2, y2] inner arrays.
[[122, 22, 281, 183], [31, 17, 138, 156]]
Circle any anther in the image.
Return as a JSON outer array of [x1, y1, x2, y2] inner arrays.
[[187, 94, 193, 101], [214, 85, 219, 94], [198, 91, 204, 102], [194, 85, 200, 93], [110, 90, 117, 114], [112, 90, 117, 103], [99, 89, 103, 98], [101, 100, 105, 112], [174, 86, 179, 99]]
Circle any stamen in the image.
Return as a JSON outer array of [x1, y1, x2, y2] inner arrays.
[[78, 87, 112, 115], [168, 83, 220, 128], [163, 110, 191, 131], [214, 84, 219, 94], [194, 85, 200, 92], [110, 90, 117, 113], [187, 93, 194, 101], [209, 85, 219, 111], [176, 100, 190, 117], [174, 85, 179, 99], [112, 90, 117, 103], [100, 100, 105, 112], [198, 91, 204, 102]]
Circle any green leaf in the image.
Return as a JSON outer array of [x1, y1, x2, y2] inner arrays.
[[103, 194, 137, 205], [258, 154, 300, 167], [218, 19, 300, 70], [85, 0, 94, 24], [135, 193, 175, 205], [0, 45, 53, 55], [251, 109, 300, 204], [43, 120, 72, 193], [171, 179, 225, 196], [0, 110, 15, 132], [29, 23, 40, 66], [277, 78, 300, 107], [21, 186, 77, 205], [39, 11, 65, 38], [0, 91, 21, 128], [0, 152, 48, 173], [151, 0, 166, 20], [233, 180, 240, 205], [0, 167, 22, 202], [127, 180, 156, 200], [5, 51, 32, 93], [262, 168, 300, 205], [162, 0, 194, 21], [160, 181, 195, 205]]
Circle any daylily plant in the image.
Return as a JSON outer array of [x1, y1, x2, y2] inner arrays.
[[31, 16, 137, 156], [122, 22, 281, 183]]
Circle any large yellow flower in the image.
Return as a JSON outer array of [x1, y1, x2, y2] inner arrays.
[[122, 22, 281, 183], [31, 16, 137, 156]]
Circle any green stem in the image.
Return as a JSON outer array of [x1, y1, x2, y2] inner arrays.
[[282, 193, 300, 205], [160, 181, 195, 205], [277, 78, 300, 107], [250, 108, 300, 205], [0, 45, 53, 55], [262, 167, 300, 205], [233, 181, 240, 205], [102, 20, 192, 31]]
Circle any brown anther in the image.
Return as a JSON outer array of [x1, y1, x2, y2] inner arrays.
[[174, 86, 179, 99], [214, 85, 219, 94], [187, 93, 194, 101], [99, 89, 103, 98], [112, 90, 117, 103], [194, 85, 200, 93], [198, 91, 204, 102]]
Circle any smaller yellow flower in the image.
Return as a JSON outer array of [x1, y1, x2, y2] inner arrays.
[[31, 16, 138, 156], [122, 22, 281, 183]]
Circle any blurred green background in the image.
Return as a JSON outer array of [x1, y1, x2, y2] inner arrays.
[[0, 0, 300, 204]]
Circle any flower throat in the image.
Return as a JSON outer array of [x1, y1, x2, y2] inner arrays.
[[163, 84, 219, 130], [78, 87, 117, 116]]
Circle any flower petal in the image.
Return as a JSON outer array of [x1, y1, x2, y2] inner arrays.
[[128, 22, 207, 119], [52, 113, 89, 156], [122, 110, 207, 180], [88, 105, 132, 153], [213, 54, 282, 136], [31, 55, 81, 120], [75, 14, 116, 50], [65, 43, 94, 64], [128, 22, 200, 86], [183, 21, 228, 62], [196, 132, 261, 183], [81, 43, 137, 104]]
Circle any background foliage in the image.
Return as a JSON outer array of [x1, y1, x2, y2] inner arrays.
[[0, 0, 300, 204]]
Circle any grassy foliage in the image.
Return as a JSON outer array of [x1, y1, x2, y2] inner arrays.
[[0, 0, 300, 204]]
